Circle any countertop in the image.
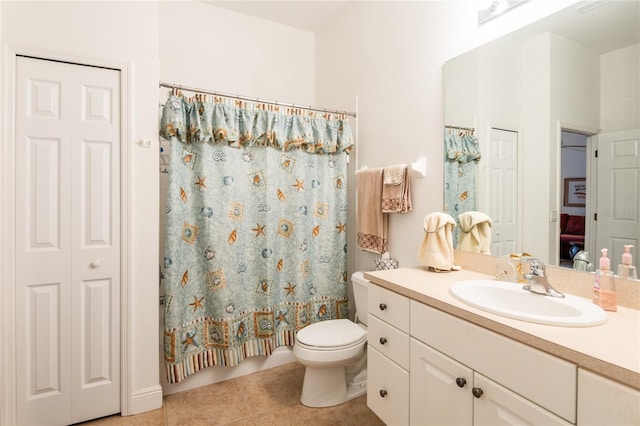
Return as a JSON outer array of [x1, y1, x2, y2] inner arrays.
[[364, 267, 640, 391]]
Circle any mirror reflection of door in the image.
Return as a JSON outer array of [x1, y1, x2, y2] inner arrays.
[[595, 129, 640, 266], [560, 130, 587, 268], [483, 127, 519, 256]]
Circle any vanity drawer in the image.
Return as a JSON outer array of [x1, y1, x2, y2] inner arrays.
[[368, 284, 409, 331], [367, 346, 409, 426], [411, 301, 577, 423], [367, 314, 410, 370]]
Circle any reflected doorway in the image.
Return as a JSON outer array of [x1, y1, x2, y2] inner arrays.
[[560, 131, 587, 268]]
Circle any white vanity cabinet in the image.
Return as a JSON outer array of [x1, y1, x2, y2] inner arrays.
[[577, 369, 640, 425], [409, 300, 576, 426], [410, 338, 473, 425], [367, 283, 410, 425]]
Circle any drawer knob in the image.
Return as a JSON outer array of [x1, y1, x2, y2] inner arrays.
[[455, 377, 466, 388], [379, 303, 387, 311], [472, 387, 483, 398], [379, 337, 388, 345], [379, 389, 388, 398]]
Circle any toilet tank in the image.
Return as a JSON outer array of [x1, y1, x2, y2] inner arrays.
[[351, 271, 370, 326]]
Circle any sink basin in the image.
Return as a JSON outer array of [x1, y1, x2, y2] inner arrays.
[[450, 280, 607, 327]]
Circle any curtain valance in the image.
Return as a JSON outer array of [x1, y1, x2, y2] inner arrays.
[[160, 95, 354, 155], [445, 133, 481, 163]]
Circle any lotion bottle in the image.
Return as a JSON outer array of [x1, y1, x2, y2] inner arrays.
[[593, 248, 617, 312], [616, 245, 637, 280]]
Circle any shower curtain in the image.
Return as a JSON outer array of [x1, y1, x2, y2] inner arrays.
[[160, 94, 354, 383], [443, 130, 481, 246]]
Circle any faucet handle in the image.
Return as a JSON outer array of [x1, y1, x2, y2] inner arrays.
[[522, 257, 546, 277]]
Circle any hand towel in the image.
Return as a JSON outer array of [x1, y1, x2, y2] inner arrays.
[[417, 212, 461, 271], [457, 211, 493, 254], [383, 164, 405, 185], [357, 168, 388, 254], [382, 164, 412, 213]]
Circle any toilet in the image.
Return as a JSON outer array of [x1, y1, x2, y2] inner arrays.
[[293, 271, 370, 407]]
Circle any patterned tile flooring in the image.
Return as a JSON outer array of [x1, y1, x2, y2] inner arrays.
[[80, 362, 385, 426]]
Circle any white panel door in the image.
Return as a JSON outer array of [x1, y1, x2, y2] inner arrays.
[[15, 56, 120, 425], [410, 338, 473, 426], [473, 373, 571, 425], [596, 129, 640, 264], [485, 128, 518, 256]]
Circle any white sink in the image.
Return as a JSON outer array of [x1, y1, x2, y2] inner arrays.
[[450, 280, 608, 327]]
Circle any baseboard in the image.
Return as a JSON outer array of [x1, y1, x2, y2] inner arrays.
[[128, 385, 163, 415]]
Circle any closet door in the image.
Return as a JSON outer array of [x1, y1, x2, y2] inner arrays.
[[15, 56, 121, 425]]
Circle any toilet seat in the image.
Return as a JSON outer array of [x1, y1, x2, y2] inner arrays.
[[296, 319, 367, 351]]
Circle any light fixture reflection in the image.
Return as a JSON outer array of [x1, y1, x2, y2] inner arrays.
[[478, 0, 529, 25]]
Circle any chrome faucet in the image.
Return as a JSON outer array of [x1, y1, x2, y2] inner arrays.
[[522, 258, 565, 298]]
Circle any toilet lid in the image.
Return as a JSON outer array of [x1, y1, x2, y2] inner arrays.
[[296, 319, 367, 348]]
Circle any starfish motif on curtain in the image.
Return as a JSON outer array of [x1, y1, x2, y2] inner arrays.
[[182, 331, 196, 350], [195, 176, 207, 189], [252, 223, 266, 237], [335, 222, 346, 233], [283, 282, 297, 295], [189, 296, 205, 312], [292, 179, 304, 191]]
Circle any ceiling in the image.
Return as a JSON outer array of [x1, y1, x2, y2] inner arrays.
[[508, 0, 640, 54], [204, 1, 348, 32], [206, 1, 639, 54]]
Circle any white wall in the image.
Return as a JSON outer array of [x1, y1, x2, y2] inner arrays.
[[551, 34, 600, 130], [1, 0, 162, 419], [601, 43, 640, 132], [315, 0, 582, 273], [159, 1, 316, 104]]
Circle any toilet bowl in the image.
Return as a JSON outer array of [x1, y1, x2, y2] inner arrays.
[[293, 272, 370, 408]]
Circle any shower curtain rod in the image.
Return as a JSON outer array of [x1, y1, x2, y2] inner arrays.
[[445, 124, 475, 131], [159, 82, 357, 117]]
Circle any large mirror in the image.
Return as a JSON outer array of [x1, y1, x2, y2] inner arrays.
[[444, 0, 640, 272]]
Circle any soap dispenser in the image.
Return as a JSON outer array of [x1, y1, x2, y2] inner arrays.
[[617, 245, 637, 280], [593, 248, 617, 312]]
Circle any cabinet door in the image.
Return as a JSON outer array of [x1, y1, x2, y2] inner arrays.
[[410, 338, 473, 426], [473, 373, 572, 426], [578, 368, 640, 425], [368, 346, 409, 426]]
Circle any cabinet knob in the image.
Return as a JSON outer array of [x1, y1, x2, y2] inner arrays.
[[379, 389, 388, 398], [379, 337, 388, 345], [379, 303, 387, 311], [472, 387, 484, 398], [90, 259, 101, 268], [455, 377, 467, 388]]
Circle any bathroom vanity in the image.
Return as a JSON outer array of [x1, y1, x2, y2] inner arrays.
[[364, 267, 640, 426]]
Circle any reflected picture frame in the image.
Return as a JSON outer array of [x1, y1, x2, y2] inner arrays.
[[564, 178, 586, 207]]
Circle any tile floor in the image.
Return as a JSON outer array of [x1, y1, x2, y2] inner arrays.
[[80, 362, 385, 426]]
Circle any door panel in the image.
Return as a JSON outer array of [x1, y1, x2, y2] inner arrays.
[[473, 373, 571, 425], [16, 56, 121, 425], [596, 129, 640, 264], [410, 338, 473, 426], [485, 128, 518, 255], [27, 283, 62, 397]]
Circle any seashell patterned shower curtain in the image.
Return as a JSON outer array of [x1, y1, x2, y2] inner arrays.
[[160, 94, 354, 383], [443, 129, 481, 246]]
